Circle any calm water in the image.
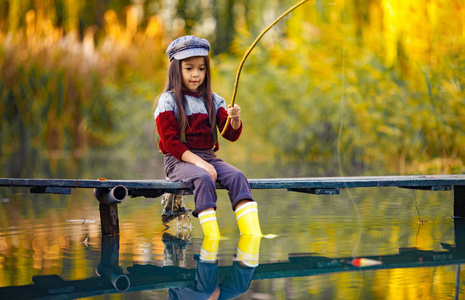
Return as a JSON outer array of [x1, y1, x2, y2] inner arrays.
[[0, 159, 464, 299]]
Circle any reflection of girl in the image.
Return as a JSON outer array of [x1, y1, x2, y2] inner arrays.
[[168, 235, 259, 300], [168, 261, 255, 300], [154, 35, 263, 237], [168, 261, 220, 300]]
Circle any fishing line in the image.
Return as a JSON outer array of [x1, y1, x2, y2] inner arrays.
[[336, 37, 362, 258], [338, 43, 363, 300], [336, 46, 346, 179], [220, 0, 311, 136], [334, 5, 363, 299]]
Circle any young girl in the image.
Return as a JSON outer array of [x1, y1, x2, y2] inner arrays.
[[154, 35, 262, 238]]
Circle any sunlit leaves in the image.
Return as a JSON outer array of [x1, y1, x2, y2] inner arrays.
[[1, 0, 465, 175]]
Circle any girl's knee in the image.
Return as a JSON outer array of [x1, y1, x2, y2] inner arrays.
[[198, 172, 215, 184], [193, 172, 216, 190], [230, 169, 246, 181]]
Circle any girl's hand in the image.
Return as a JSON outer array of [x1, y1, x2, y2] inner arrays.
[[227, 104, 241, 129], [181, 150, 217, 181], [195, 160, 217, 182]]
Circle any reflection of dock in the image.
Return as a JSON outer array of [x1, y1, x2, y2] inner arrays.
[[2, 219, 465, 299], [253, 248, 463, 280], [2, 175, 465, 235], [1, 249, 464, 299]]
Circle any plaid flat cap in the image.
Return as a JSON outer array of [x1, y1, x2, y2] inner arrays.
[[166, 35, 210, 62]]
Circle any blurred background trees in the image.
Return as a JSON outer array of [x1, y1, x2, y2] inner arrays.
[[1, 0, 464, 178]]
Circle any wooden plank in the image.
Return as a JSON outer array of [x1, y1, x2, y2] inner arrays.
[[2, 175, 465, 190], [247, 175, 465, 189], [287, 188, 340, 195], [398, 185, 451, 191], [128, 188, 191, 198], [30, 186, 72, 194]]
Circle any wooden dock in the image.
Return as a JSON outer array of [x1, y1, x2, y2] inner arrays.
[[1, 175, 465, 235], [1, 174, 465, 195]]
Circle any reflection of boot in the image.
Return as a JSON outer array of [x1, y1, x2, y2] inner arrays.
[[161, 193, 192, 224], [235, 202, 262, 236], [162, 232, 187, 266], [236, 235, 261, 267], [200, 235, 220, 263], [199, 210, 220, 237]]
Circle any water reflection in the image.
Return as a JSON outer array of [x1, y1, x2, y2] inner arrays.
[[165, 233, 257, 300], [0, 183, 463, 299], [97, 236, 130, 292], [1, 219, 465, 299]]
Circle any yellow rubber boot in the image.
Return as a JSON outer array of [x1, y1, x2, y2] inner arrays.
[[199, 210, 221, 238], [236, 235, 261, 267], [200, 235, 220, 262], [235, 201, 262, 236]]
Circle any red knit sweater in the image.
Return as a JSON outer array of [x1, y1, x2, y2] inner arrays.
[[154, 91, 242, 160]]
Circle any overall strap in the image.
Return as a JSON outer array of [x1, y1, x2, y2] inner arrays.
[[173, 104, 187, 143], [211, 126, 218, 148], [211, 97, 218, 148]]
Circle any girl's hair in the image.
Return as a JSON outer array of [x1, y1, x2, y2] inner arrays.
[[156, 56, 216, 137]]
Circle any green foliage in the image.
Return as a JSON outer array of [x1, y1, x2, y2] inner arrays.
[[1, 0, 465, 177], [216, 0, 465, 174], [0, 40, 110, 148]]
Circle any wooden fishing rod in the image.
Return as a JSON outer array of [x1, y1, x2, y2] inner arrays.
[[220, 0, 311, 136]]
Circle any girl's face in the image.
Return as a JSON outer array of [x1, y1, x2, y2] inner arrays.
[[181, 56, 206, 92]]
